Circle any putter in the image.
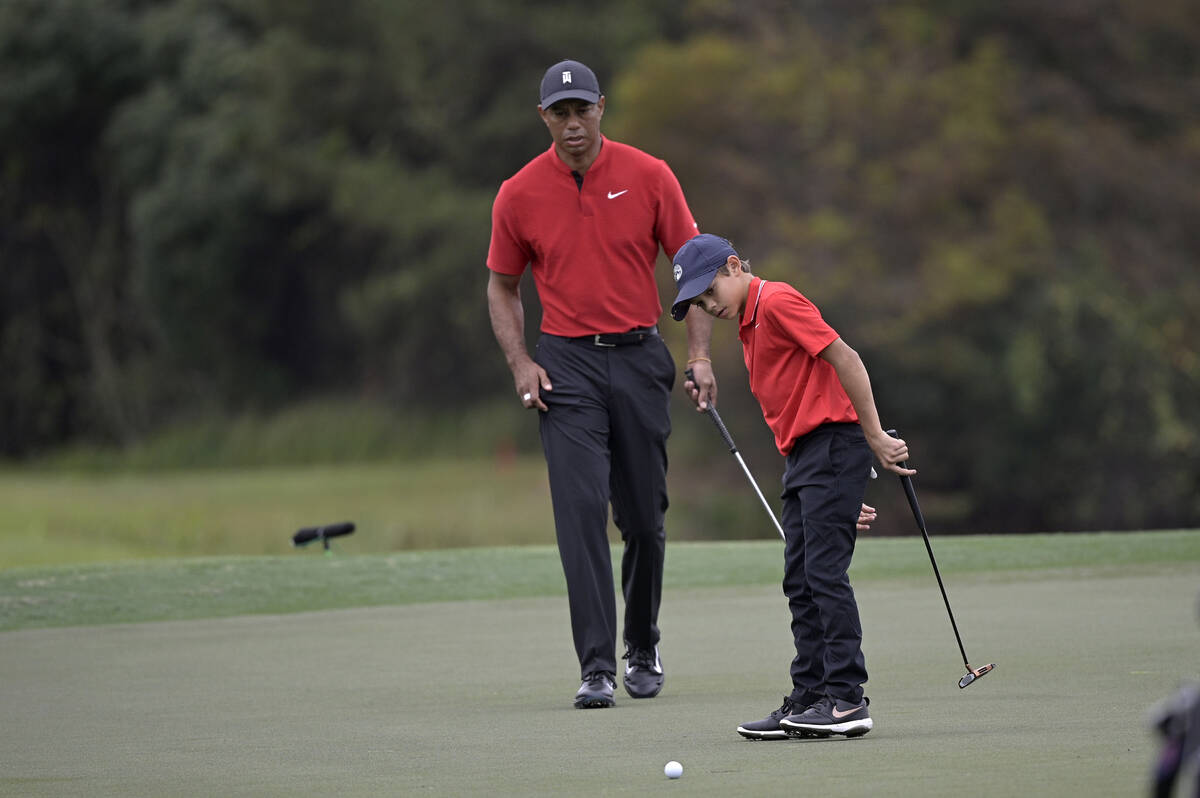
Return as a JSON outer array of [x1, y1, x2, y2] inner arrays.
[[886, 430, 995, 688], [292, 521, 355, 553], [685, 369, 785, 540]]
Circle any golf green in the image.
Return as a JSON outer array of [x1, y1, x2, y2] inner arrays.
[[2, 567, 1195, 796]]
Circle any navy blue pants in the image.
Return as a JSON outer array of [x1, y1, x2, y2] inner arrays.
[[781, 422, 872, 706], [534, 332, 675, 677]]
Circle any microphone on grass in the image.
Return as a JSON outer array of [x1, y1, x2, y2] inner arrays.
[[292, 522, 356, 552]]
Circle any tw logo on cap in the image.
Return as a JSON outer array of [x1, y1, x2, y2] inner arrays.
[[673, 264, 683, 283], [562, 71, 572, 84]]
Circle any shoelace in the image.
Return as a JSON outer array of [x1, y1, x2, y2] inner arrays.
[[581, 671, 614, 686], [622, 648, 656, 669], [771, 697, 801, 720], [811, 697, 835, 716]]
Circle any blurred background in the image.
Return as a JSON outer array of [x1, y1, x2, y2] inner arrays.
[[2, 0, 1197, 558]]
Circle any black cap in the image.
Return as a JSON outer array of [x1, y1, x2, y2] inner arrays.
[[670, 234, 739, 321], [540, 60, 601, 108]]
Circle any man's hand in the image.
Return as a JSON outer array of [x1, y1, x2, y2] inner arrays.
[[514, 358, 552, 411], [683, 359, 717, 410]]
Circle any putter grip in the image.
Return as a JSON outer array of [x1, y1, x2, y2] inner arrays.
[[706, 405, 739, 453], [885, 429, 905, 467], [292, 522, 355, 546], [686, 368, 738, 453], [886, 430, 928, 529]]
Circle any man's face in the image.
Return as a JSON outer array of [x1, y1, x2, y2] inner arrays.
[[539, 97, 605, 159]]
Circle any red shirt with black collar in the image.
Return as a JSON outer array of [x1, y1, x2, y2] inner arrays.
[[487, 137, 698, 337], [739, 277, 860, 455]]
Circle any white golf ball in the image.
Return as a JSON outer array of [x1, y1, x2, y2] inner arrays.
[[664, 760, 683, 779]]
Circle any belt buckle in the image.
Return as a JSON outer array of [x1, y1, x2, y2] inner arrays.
[[593, 333, 616, 348]]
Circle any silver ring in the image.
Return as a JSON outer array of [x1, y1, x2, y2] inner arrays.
[[522, 392, 532, 401]]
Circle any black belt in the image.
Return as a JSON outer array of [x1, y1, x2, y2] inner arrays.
[[567, 326, 658, 347]]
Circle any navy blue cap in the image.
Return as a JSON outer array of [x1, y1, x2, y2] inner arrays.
[[670, 234, 738, 321], [540, 60, 601, 108]]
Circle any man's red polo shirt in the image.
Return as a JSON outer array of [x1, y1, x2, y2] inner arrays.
[[739, 277, 859, 455], [487, 137, 697, 337]]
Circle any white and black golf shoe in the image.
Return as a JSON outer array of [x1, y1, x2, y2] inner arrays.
[[621, 645, 664, 698]]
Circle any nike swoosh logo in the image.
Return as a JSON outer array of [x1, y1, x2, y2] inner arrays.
[[607, 190, 629, 199], [831, 706, 861, 719], [625, 662, 663, 675]]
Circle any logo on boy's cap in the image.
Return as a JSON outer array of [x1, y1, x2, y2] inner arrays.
[[669, 234, 738, 321], [540, 60, 601, 108]]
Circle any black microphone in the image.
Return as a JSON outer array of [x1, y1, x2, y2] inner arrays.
[[292, 522, 355, 547]]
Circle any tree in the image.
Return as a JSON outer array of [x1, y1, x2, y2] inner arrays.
[[0, 0, 154, 452], [613, 0, 1200, 531]]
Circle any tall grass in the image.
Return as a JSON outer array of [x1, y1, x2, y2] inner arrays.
[[10, 399, 1182, 574], [26, 392, 757, 472], [4, 397, 822, 569], [1, 455, 812, 568], [31, 398, 543, 471]]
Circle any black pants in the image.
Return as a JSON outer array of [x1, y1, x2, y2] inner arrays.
[[535, 332, 675, 677], [781, 422, 872, 706]]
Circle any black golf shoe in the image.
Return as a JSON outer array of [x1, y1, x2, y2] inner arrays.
[[736, 696, 809, 740], [574, 671, 616, 709], [622, 645, 664, 698], [780, 696, 873, 738]]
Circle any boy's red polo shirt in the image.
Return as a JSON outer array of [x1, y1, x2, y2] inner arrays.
[[739, 277, 859, 455], [487, 137, 697, 337]]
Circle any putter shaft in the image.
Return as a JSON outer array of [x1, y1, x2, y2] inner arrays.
[[899, 471, 971, 667], [686, 369, 785, 541], [729, 446, 787, 540], [887, 430, 995, 688]]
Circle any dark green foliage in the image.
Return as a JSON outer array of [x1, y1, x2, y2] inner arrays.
[[614, 1, 1200, 532], [0, 0, 1196, 532]]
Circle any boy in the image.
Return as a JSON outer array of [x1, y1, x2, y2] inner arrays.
[[670, 233, 914, 739]]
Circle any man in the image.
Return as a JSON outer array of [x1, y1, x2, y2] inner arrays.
[[486, 59, 717, 708]]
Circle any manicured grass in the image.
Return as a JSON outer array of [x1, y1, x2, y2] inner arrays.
[[2, 460, 1195, 795], [3, 565, 1196, 797], [1, 530, 1196, 631]]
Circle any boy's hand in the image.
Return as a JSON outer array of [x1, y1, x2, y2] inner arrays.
[[857, 503, 876, 531], [869, 430, 917, 476], [683, 360, 717, 410]]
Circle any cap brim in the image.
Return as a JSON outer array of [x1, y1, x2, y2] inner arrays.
[[670, 268, 720, 321], [541, 90, 601, 108]]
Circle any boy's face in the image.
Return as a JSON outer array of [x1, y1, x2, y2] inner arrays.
[[690, 257, 749, 321]]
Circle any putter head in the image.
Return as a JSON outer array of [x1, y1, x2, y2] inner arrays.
[[958, 663, 996, 689]]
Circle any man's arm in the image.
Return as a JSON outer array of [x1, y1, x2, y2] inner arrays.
[[487, 270, 551, 411], [820, 337, 915, 475], [682, 308, 718, 410]]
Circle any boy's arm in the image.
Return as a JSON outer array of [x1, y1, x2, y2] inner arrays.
[[820, 338, 916, 476]]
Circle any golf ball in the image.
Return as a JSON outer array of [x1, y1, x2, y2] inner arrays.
[[664, 760, 683, 779]]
